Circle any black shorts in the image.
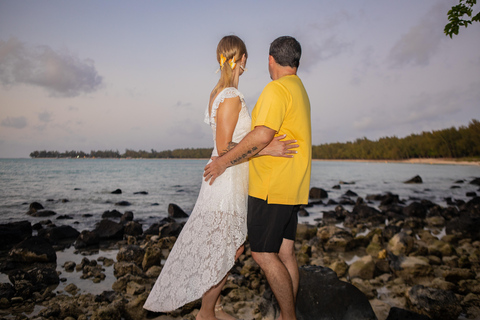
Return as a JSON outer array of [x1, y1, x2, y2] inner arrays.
[[247, 196, 299, 253]]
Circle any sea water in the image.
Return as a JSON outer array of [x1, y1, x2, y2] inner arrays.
[[0, 158, 479, 232]]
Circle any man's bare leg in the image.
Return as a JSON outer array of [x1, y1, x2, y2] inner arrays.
[[252, 247, 297, 320], [278, 239, 299, 301]]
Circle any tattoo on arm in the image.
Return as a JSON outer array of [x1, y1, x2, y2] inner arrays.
[[219, 142, 238, 156], [230, 146, 258, 165]]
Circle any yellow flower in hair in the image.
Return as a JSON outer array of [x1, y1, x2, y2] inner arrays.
[[229, 57, 236, 70], [219, 54, 227, 69]]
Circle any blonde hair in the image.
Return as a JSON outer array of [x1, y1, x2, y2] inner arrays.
[[214, 35, 247, 93]]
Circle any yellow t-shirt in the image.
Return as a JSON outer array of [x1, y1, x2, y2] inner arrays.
[[249, 75, 312, 205]]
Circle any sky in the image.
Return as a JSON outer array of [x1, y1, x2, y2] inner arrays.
[[0, 0, 479, 158]]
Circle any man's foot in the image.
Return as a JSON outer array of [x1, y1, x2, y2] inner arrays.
[[215, 304, 237, 320]]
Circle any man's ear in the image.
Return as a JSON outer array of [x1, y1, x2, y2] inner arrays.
[[268, 55, 275, 65]]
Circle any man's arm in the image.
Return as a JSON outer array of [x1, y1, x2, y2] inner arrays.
[[203, 125, 276, 185]]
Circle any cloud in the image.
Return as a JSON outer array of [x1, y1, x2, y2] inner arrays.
[[38, 111, 53, 123], [388, 2, 450, 67], [0, 38, 103, 97], [1, 116, 27, 129], [295, 19, 353, 72]]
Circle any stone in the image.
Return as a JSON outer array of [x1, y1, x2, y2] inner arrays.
[[8, 236, 57, 263], [296, 266, 376, 320], [387, 232, 414, 256], [406, 285, 461, 320], [309, 187, 328, 199], [37, 225, 80, 244], [0, 221, 32, 249], [93, 219, 124, 240], [385, 307, 431, 320], [75, 230, 100, 249], [168, 203, 189, 218], [404, 175, 423, 184], [348, 255, 375, 280], [117, 245, 145, 266]]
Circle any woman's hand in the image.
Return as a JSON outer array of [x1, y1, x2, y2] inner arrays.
[[259, 134, 299, 157]]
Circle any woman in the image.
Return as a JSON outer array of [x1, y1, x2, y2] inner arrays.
[[143, 35, 297, 320]]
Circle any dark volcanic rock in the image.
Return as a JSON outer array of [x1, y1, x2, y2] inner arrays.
[[74, 230, 100, 249], [37, 225, 80, 244], [404, 175, 423, 184], [9, 236, 57, 263], [296, 265, 376, 320], [168, 203, 189, 218], [407, 285, 461, 320], [124, 221, 143, 236], [0, 221, 32, 249], [470, 177, 480, 186], [386, 307, 431, 320], [115, 201, 131, 206], [111, 189, 122, 194], [28, 209, 56, 217], [102, 209, 123, 219], [309, 187, 328, 199], [26, 202, 44, 215], [403, 202, 428, 219], [94, 219, 124, 240]]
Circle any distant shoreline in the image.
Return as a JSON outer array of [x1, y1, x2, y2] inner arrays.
[[9, 157, 480, 166]]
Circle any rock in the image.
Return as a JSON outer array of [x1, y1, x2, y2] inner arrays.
[[329, 260, 348, 278], [121, 211, 134, 223], [344, 190, 358, 197], [296, 265, 376, 320], [385, 307, 431, 320], [113, 262, 143, 278], [37, 225, 80, 244], [124, 221, 143, 236], [347, 204, 384, 226], [26, 202, 44, 215], [111, 189, 122, 194], [159, 222, 184, 238], [469, 178, 480, 186], [443, 267, 475, 282], [387, 232, 414, 256], [390, 255, 433, 283], [142, 246, 163, 271], [404, 175, 423, 184], [117, 245, 145, 266], [9, 236, 57, 263], [115, 201, 131, 206], [93, 219, 124, 240], [309, 187, 328, 199], [407, 285, 461, 320], [298, 207, 309, 216], [296, 223, 317, 241], [102, 210, 122, 218], [134, 191, 148, 195], [64, 261, 76, 272], [0, 221, 32, 249], [0, 283, 15, 300], [75, 230, 100, 249], [168, 203, 189, 218], [28, 209, 57, 217], [403, 202, 427, 219], [348, 255, 375, 280]]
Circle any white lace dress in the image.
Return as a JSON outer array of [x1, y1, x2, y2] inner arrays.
[[144, 87, 251, 312]]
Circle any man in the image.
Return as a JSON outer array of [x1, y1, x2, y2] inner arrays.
[[204, 36, 311, 320]]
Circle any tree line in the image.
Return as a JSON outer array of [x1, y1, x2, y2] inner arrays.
[[30, 119, 480, 160]]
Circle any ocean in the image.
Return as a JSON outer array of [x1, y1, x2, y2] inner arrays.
[[1, 158, 479, 233]]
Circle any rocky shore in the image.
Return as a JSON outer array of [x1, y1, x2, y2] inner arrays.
[[0, 176, 479, 320]]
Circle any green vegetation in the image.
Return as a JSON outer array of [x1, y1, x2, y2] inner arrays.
[[30, 119, 480, 160], [445, 0, 479, 38]]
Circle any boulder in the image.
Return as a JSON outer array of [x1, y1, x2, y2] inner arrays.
[[309, 187, 328, 199], [348, 255, 375, 280], [74, 230, 100, 249], [389, 255, 433, 283], [121, 211, 134, 223], [26, 202, 44, 215], [403, 202, 428, 219], [0, 221, 32, 249], [386, 307, 431, 320], [404, 175, 423, 184], [28, 209, 56, 217], [93, 219, 124, 240], [124, 221, 143, 236], [37, 225, 80, 244], [296, 265, 376, 320], [117, 245, 145, 266], [387, 232, 414, 256], [168, 203, 189, 218], [102, 210, 122, 219], [111, 189, 122, 194], [9, 236, 56, 263], [407, 285, 461, 320]]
